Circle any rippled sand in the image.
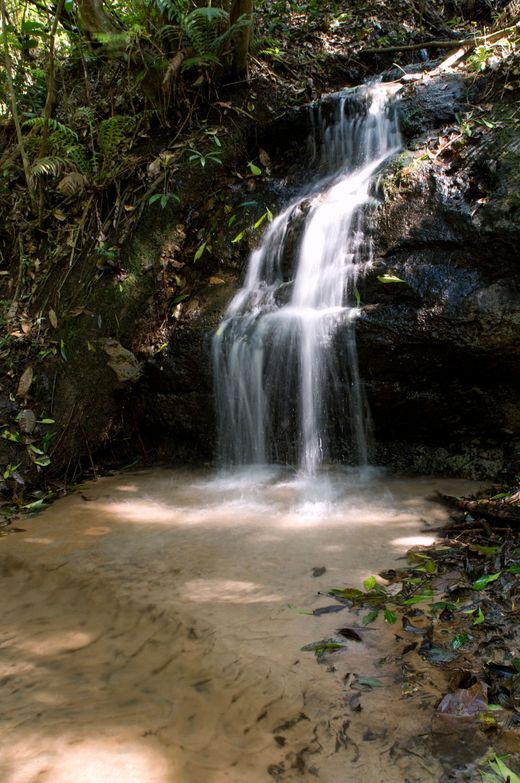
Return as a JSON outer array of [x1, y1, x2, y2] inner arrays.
[[0, 468, 479, 782]]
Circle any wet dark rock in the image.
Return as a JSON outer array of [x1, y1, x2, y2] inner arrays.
[[132, 73, 520, 478]]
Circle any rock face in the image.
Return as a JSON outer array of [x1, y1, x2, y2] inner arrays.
[[134, 72, 520, 479]]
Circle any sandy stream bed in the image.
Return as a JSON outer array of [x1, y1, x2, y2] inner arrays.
[[0, 468, 481, 782]]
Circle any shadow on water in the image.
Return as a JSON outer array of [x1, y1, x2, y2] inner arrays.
[[0, 467, 479, 783]]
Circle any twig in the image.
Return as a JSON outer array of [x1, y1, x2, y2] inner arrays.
[[361, 24, 519, 55]]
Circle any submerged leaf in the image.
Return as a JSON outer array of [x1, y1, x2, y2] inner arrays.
[[472, 572, 501, 590], [356, 675, 384, 688]]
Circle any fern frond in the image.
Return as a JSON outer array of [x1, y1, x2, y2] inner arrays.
[[97, 115, 136, 159], [154, 0, 188, 22], [30, 156, 72, 177], [213, 13, 251, 52], [65, 144, 92, 174], [182, 53, 220, 71], [182, 7, 229, 56], [23, 117, 78, 144]]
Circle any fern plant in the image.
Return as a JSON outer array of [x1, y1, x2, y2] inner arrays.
[[151, 1, 251, 71], [97, 115, 137, 160], [181, 7, 251, 71]]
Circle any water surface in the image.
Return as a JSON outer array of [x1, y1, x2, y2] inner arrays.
[[0, 468, 478, 782]]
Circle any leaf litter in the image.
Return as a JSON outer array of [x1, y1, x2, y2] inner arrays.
[[300, 484, 520, 779]]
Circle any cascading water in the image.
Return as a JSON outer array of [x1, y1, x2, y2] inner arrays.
[[212, 85, 401, 474]]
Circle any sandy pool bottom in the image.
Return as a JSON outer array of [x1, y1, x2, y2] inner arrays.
[[0, 467, 480, 782]]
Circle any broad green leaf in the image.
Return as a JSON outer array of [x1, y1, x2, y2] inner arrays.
[[473, 607, 485, 625], [384, 608, 397, 624], [470, 544, 500, 555], [472, 572, 501, 590], [362, 610, 379, 625], [248, 162, 262, 176], [363, 575, 377, 591], [507, 565, 520, 574], [232, 230, 245, 243], [488, 755, 520, 783], [357, 675, 384, 688]]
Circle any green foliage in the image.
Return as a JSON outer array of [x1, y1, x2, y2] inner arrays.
[[97, 115, 137, 159], [23, 116, 78, 145]]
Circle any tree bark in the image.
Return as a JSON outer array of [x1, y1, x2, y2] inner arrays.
[[76, 0, 121, 42], [229, 0, 253, 77]]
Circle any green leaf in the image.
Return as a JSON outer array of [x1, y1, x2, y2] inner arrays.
[[37, 418, 55, 424], [488, 755, 520, 783], [487, 704, 504, 711], [472, 572, 501, 590], [362, 610, 379, 625], [60, 339, 68, 362], [248, 162, 262, 176], [329, 587, 364, 602], [194, 241, 207, 262], [507, 565, 520, 574], [401, 592, 434, 605], [451, 632, 469, 650], [363, 575, 377, 591], [473, 607, 485, 625], [232, 231, 245, 243], [356, 675, 384, 688], [470, 544, 500, 555], [34, 455, 51, 467], [384, 608, 397, 624], [377, 274, 405, 284], [172, 293, 190, 305], [512, 658, 520, 673], [301, 638, 345, 654]]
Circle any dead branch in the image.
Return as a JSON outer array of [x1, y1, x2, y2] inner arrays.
[[361, 24, 519, 55]]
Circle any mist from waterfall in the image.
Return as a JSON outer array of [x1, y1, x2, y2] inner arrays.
[[212, 85, 401, 473]]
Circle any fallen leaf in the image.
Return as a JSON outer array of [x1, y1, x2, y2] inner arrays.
[[16, 366, 34, 398], [48, 309, 58, 329]]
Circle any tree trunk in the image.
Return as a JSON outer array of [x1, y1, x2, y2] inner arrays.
[[76, 0, 120, 42], [230, 0, 253, 77]]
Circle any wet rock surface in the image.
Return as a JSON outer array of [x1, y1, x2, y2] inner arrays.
[[134, 71, 520, 478]]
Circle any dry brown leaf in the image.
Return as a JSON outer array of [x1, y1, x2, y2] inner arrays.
[[16, 366, 34, 398], [57, 172, 88, 198], [48, 308, 58, 329], [21, 321, 32, 334], [259, 148, 271, 167], [208, 276, 225, 285]]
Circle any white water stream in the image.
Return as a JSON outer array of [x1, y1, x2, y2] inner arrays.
[[213, 86, 401, 472]]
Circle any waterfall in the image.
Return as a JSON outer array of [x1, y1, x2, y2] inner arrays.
[[212, 85, 401, 473]]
